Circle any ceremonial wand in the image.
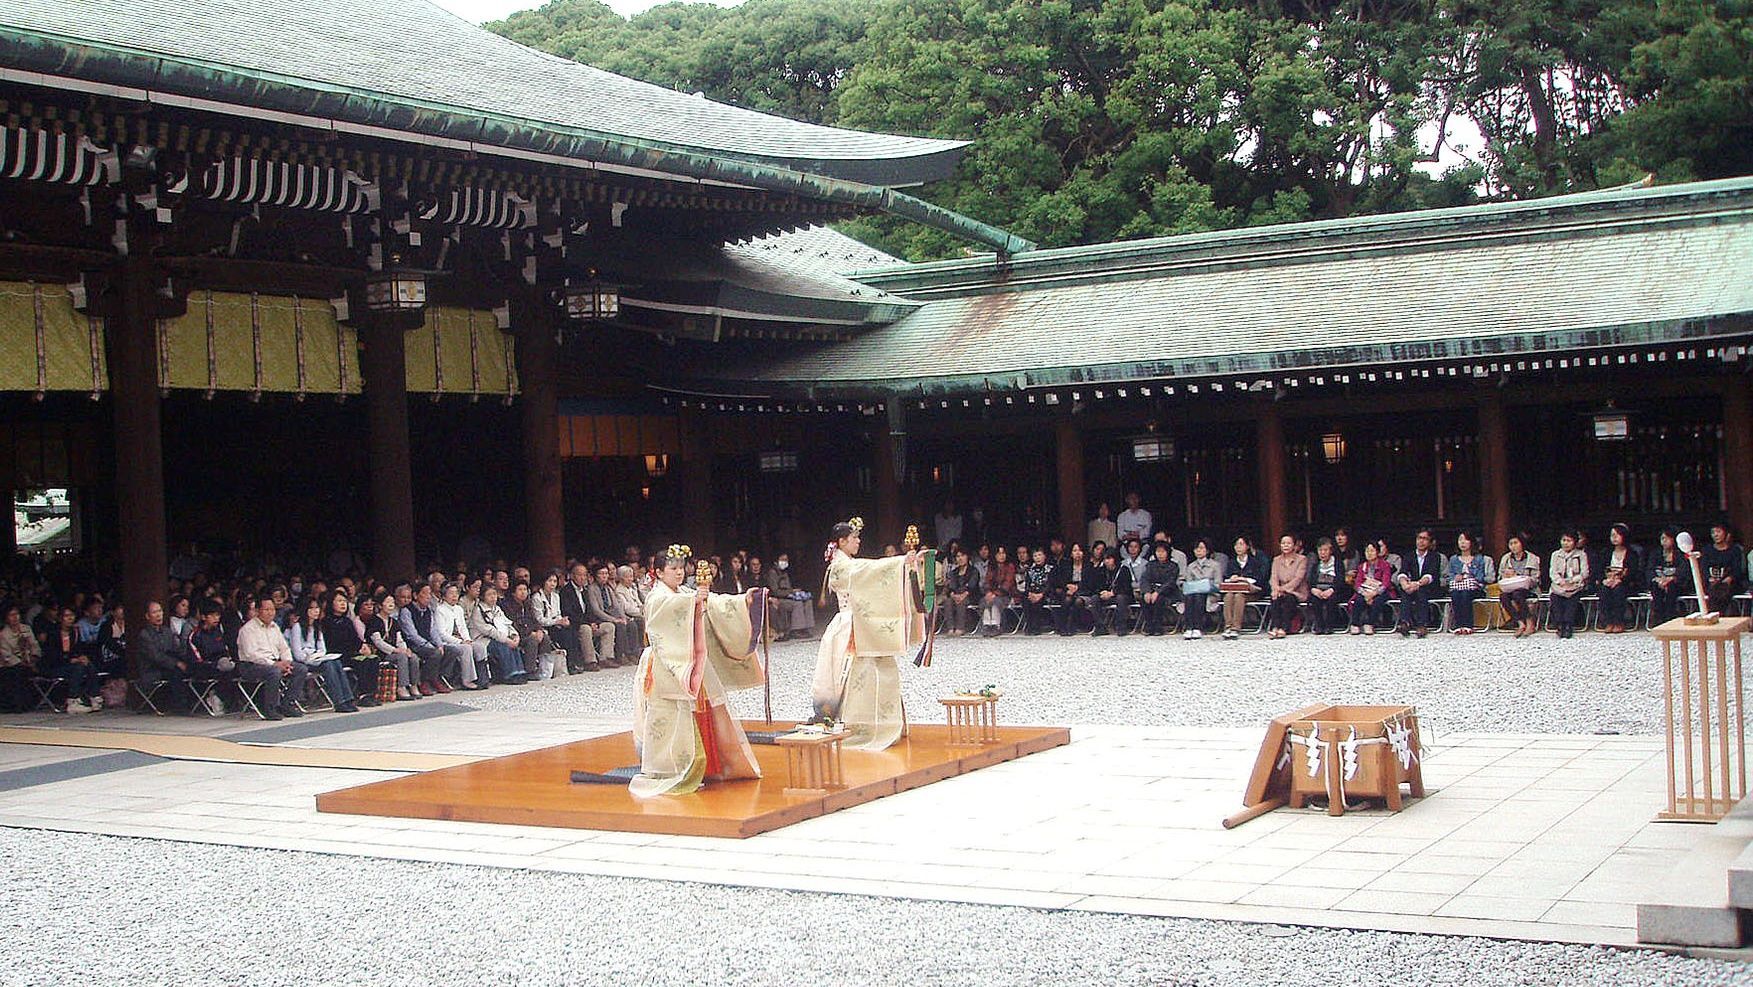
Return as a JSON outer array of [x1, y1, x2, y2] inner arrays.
[[905, 524, 938, 668], [1676, 531, 1718, 624]]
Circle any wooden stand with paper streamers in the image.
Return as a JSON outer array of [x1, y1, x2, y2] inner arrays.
[[1225, 703, 1425, 828]]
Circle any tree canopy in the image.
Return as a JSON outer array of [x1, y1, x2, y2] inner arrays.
[[491, 0, 1753, 259]]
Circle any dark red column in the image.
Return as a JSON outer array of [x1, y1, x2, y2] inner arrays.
[[678, 406, 715, 543], [107, 258, 168, 681], [1056, 420, 1085, 546], [874, 424, 902, 545], [1477, 388, 1513, 554], [361, 320, 416, 580], [1724, 376, 1753, 543], [1257, 399, 1288, 541], [513, 301, 565, 574]]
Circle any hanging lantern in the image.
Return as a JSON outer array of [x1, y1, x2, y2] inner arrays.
[[1321, 432, 1347, 463], [363, 256, 427, 312], [562, 270, 620, 323], [643, 454, 670, 478]]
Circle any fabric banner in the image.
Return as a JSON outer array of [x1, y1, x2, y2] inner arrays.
[[156, 291, 362, 395], [0, 282, 108, 394]]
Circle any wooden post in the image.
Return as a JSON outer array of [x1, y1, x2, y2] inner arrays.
[[1723, 377, 1753, 544], [512, 297, 565, 574], [677, 406, 714, 540], [361, 318, 416, 579], [874, 422, 902, 545], [107, 258, 169, 682], [1477, 387, 1512, 554], [0, 423, 15, 559], [1256, 399, 1288, 541], [1055, 420, 1084, 547]]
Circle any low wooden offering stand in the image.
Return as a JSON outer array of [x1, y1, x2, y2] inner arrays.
[[1651, 615, 1749, 822], [940, 693, 1001, 746], [775, 728, 849, 798], [1224, 702, 1425, 828]]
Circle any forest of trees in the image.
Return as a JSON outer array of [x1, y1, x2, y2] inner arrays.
[[490, 0, 1753, 259]]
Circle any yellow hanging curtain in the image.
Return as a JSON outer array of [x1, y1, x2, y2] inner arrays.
[[403, 306, 518, 398], [0, 281, 108, 395], [156, 291, 362, 395]]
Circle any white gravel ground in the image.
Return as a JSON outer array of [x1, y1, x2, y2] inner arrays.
[[457, 630, 1666, 735], [2, 827, 1747, 987], [2, 629, 1727, 985]]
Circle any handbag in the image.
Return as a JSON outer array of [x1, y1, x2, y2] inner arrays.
[[374, 662, 399, 704], [1498, 574, 1532, 593], [1182, 579, 1214, 595]]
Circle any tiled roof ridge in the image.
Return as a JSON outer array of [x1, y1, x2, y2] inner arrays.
[[849, 176, 1753, 294]]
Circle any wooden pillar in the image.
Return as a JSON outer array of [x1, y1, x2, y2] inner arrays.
[[107, 258, 168, 682], [1724, 376, 1753, 542], [1056, 420, 1085, 545], [1256, 399, 1288, 541], [361, 320, 416, 579], [0, 424, 15, 559], [513, 300, 565, 574], [1477, 387, 1512, 554], [874, 425, 903, 545], [677, 406, 715, 542]]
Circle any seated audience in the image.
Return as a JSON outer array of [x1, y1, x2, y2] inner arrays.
[[237, 594, 309, 720], [41, 607, 98, 711], [467, 584, 529, 684], [397, 583, 464, 693], [764, 552, 815, 641], [1220, 536, 1266, 640], [1549, 530, 1590, 639], [941, 548, 981, 636], [1305, 538, 1348, 635], [1348, 541, 1393, 635], [1646, 528, 1689, 627], [1139, 542, 1180, 636], [612, 565, 647, 654], [980, 546, 1016, 637], [1266, 535, 1308, 639], [1050, 543, 1093, 636], [1179, 539, 1223, 639], [1497, 532, 1543, 637], [1021, 548, 1053, 635], [0, 604, 43, 712], [322, 590, 381, 707], [586, 563, 629, 666], [1597, 523, 1643, 633], [1395, 529, 1442, 638], [287, 596, 359, 712], [1445, 531, 1493, 635], [1699, 522, 1746, 617], [1090, 551, 1132, 636]]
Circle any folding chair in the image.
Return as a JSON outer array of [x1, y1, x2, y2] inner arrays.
[[1246, 600, 1272, 633], [134, 680, 170, 716], [186, 674, 231, 716], [1629, 593, 1653, 630], [302, 667, 337, 712], [237, 676, 273, 719], [29, 676, 65, 713]]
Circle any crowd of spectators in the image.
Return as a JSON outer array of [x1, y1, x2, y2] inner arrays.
[[2, 493, 1750, 718], [922, 495, 1751, 643], [0, 544, 816, 717]]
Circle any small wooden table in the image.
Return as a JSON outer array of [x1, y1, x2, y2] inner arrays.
[[1652, 616, 1749, 822], [940, 694, 1000, 746], [775, 729, 849, 797]]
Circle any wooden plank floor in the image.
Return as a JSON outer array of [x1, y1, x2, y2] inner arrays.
[[316, 722, 1071, 838]]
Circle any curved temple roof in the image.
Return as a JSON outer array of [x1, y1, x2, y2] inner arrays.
[[0, 0, 965, 187]]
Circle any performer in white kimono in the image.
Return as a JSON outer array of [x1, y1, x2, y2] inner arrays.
[[810, 518, 928, 751], [630, 545, 768, 799]]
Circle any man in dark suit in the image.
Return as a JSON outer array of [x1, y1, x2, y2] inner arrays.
[[559, 563, 603, 672], [1395, 529, 1443, 638]]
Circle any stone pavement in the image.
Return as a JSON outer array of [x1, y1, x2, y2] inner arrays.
[[0, 705, 1697, 947]]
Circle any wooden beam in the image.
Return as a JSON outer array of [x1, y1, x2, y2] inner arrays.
[[1723, 376, 1753, 543], [1256, 399, 1288, 540]]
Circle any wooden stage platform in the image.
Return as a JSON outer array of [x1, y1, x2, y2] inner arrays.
[[316, 722, 1071, 839]]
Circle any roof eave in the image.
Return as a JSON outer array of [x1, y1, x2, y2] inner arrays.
[[1, 27, 1034, 254]]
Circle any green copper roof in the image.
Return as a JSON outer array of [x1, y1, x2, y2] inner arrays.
[[694, 177, 1753, 397], [0, 0, 966, 186]]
